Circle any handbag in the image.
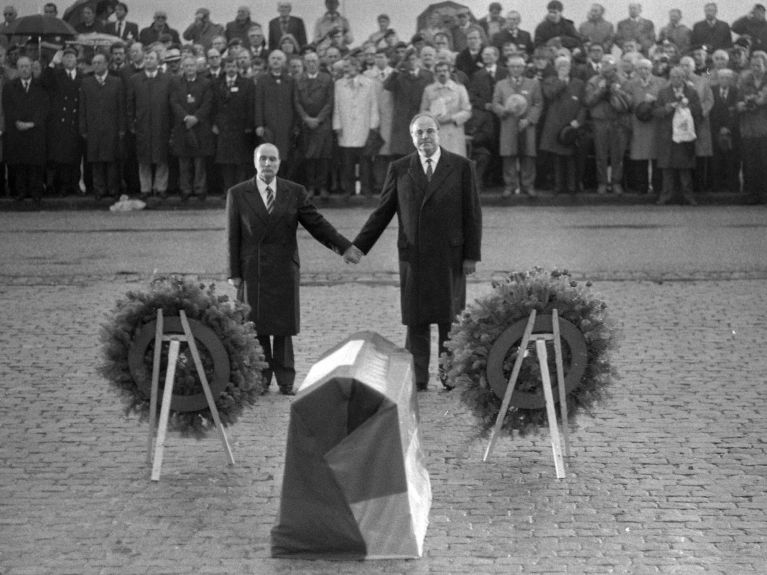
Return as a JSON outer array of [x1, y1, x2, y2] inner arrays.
[[362, 129, 384, 156], [672, 106, 696, 143]]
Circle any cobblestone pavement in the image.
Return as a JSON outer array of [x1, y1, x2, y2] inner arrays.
[[1, 272, 766, 574]]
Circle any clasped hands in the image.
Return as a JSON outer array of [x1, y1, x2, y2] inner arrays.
[[343, 245, 363, 264]]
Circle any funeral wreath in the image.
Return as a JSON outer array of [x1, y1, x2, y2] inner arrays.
[[443, 267, 618, 436], [100, 276, 266, 438]]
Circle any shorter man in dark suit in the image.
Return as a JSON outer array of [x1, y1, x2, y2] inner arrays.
[[268, 1, 307, 50], [709, 69, 741, 192], [226, 143, 356, 395], [105, 2, 139, 43], [346, 112, 482, 391], [492, 10, 533, 57]]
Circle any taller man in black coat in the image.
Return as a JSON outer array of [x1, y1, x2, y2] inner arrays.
[[226, 143, 356, 395], [347, 113, 482, 391]]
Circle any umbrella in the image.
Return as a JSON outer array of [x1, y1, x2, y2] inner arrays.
[[3, 15, 77, 59], [71, 32, 122, 46], [63, 0, 117, 28], [3, 14, 77, 37], [415, 1, 476, 34]]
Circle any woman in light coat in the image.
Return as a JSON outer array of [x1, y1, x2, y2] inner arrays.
[[420, 61, 472, 156]]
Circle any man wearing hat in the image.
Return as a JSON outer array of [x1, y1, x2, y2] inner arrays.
[[41, 47, 83, 198], [626, 58, 664, 194], [139, 11, 180, 47], [732, 4, 767, 52], [183, 8, 224, 51], [690, 3, 732, 53], [162, 48, 181, 76]]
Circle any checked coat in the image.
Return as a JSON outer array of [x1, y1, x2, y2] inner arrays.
[[226, 177, 352, 335], [353, 148, 482, 326]]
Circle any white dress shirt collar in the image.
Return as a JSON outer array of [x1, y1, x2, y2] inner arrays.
[[418, 147, 442, 174]]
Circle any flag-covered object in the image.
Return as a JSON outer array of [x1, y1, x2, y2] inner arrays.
[[271, 331, 431, 559]]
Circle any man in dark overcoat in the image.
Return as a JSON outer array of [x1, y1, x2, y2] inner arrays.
[[41, 47, 82, 197], [170, 55, 215, 200], [294, 50, 334, 196], [384, 50, 433, 157], [127, 50, 172, 198], [347, 113, 482, 391], [226, 143, 355, 395], [79, 53, 126, 199], [653, 66, 702, 205], [3, 56, 49, 202], [213, 55, 255, 192], [254, 50, 296, 174]]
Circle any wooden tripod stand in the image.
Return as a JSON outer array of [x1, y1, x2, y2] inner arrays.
[[483, 309, 572, 478], [146, 309, 235, 481]]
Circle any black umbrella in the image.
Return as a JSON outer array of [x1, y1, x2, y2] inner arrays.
[[4, 14, 77, 37], [63, 0, 117, 28]]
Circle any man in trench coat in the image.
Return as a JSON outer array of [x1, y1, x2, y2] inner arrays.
[[226, 143, 355, 395], [346, 112, 482, 391]]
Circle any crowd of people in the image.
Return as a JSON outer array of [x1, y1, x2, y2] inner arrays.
[[1, 0, 766, 205]]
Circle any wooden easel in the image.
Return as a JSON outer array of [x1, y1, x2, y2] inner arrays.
[[146, 309, 235, 481], [483, 309, 572, 478]]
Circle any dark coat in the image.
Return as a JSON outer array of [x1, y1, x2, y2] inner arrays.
[[268, 16, 307, 50], [2, 77, 49, 166], [455, 48, 484, 79], [540, 76, 586, 156], [127, 71, 172, 164], [254, 73, 296, 162], [353, 149, 482, 326], [294, 72, 334, 158], [468, 66, 508, 110], [170, 75, 215, 158], [79, 74, 125, 162], [226, 177, 352, 335], [384, 69, 433, 156], [213, 75, 255, 165], [491, 28, 533, 56], [710, 84, 740, 152], [105, 20, 139, 42], [42, 67, 82, 164], [138, 23, 180, 46], [534, 18, 582, 50], [690, 19, 733, 52], [653, 84, 702, 169]]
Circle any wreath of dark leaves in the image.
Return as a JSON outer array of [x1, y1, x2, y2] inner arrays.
[[99, 276, 267, 438], [443, 267, 619, 437]]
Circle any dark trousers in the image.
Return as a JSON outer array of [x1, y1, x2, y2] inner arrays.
[[179, 156, 207, 196], [304, 157, 329, 192], [340, 147, 373, 196], [659, 168, 694, 203], [219, 163, 247, 194], [711, 141, 741, 193], [629, 159, 662, 194], [741, 136, 767, 201], [91, 161, 119, 197], [406, 322, 451, 387], [553, 154, 577, 193], [14, 164, 44, 199], [257, 335, 295, 390], [47, 161, 80, 195]]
